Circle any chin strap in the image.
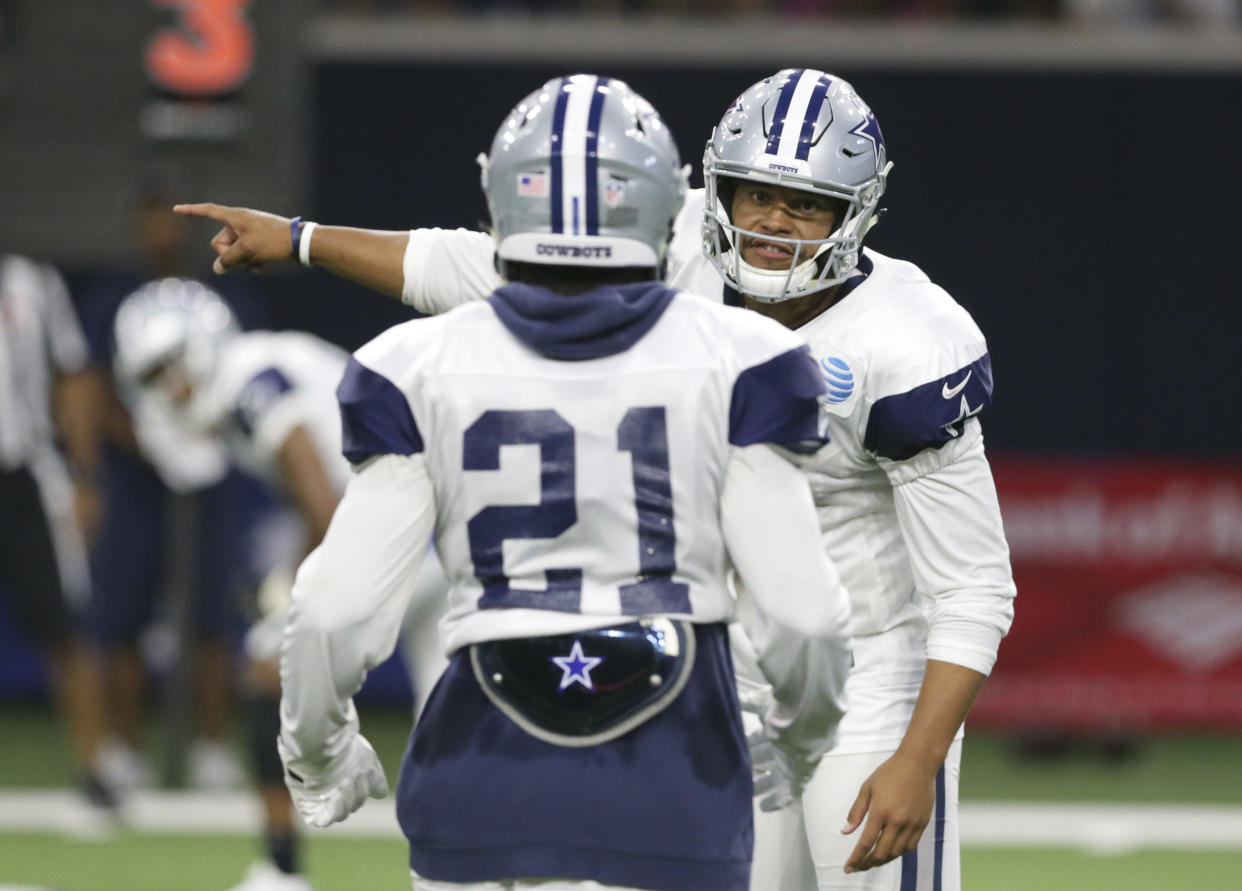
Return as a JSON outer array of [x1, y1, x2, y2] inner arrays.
[[734, 252, 821, 301]]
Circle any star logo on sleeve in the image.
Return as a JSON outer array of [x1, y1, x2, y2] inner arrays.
[[550, 639, 604, 692], [943, 394, 982, 438]]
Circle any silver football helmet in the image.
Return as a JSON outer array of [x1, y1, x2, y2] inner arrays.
[[479, 74, 688, 274], [702, 69, 892, 303], [113, 277, 238, 391]]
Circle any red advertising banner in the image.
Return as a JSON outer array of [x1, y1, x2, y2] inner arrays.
[[973, 457, 1242, 731]]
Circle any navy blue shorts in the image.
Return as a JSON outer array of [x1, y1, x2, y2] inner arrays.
[[86, 450, 269, 644], [0, 466, 73, 645], [396, 621, 752, 891]]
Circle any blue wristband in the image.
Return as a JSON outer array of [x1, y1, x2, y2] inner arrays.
[[290, 216, 303, 258]]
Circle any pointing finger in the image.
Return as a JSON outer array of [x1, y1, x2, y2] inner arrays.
[[173, 202, 230, 221]]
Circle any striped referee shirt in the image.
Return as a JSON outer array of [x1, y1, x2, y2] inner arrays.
[[0, 254, 90, 471]]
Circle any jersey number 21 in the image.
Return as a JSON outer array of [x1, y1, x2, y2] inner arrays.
[[463, 407, 691, 615]]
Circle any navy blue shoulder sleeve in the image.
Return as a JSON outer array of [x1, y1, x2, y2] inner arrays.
[[336, 356, 423, 464], [864, 353, 993, 461], [729, 345, 828, 454], [232, 367, 293, 440]]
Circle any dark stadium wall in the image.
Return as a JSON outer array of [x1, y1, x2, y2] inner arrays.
[[303, 62, 1242, 459]]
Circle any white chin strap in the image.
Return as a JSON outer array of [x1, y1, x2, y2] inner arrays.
[[727, 234, 838, 303], [734, 253, 819, 300]]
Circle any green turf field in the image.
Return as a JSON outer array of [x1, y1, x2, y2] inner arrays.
[[963, 848, 1242, 891], [1, 833, 1239, 891], [0, 832, 409, 891], [2, 704, 1240, 890], [4, 703, 1239, 803]]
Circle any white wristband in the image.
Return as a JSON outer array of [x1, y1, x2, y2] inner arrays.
[[298, 221, 319, 268]]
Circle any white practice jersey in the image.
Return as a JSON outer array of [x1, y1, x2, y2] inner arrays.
[[341, 283, 830, 655], [187, 330, 352, 494], [398, 191, 1016, 751], [280, 281, 854, 780]]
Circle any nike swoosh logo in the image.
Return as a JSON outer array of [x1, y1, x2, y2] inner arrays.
[[941, 370, 972, 400]]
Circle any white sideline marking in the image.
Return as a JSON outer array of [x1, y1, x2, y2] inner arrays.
[[1, 792, 1241, 853], [0, 789, 400, 839], [961, 801, 1242, 854]]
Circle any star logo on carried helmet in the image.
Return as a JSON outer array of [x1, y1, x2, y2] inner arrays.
[[551, 639, 604, 692]]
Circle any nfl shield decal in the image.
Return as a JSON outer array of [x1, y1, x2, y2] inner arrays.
[[604, 176, 627, 207]]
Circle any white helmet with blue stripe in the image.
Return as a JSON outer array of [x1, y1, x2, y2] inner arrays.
[[702, 69, 892, 303], [113, 277, 238, 390], [480, 74, 688, 274]]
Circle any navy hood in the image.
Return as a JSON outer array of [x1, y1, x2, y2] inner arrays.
[[488, 281, 677, 361]]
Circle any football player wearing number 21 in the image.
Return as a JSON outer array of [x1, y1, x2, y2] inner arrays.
[[273, 75, 853, 891]]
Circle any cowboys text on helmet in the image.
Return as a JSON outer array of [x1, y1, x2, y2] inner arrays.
[[480, 74, 689, 275]]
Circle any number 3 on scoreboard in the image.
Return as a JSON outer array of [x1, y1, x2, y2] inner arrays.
[[464, 407, 691, 615], [145, 0, 255, 97]]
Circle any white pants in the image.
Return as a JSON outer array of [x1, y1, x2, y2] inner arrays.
[[751, 740, 963, 891], [412, 875, 646, 891]]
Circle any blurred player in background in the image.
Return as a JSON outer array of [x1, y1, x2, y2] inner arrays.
[[78, 180, 272, 793], [277, 74, 853, 891], [0, 251, 116, 823], [180, 69, 1016, 891], [112, 277, 448, 891]]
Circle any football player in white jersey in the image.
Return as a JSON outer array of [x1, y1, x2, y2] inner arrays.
[[111, 278, 448, 891], [273, 74, 853, 891], [178, 69, 1016, 891]]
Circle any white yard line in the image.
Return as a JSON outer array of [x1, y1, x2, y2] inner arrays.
[[0, 789, 400, 840], [961, 801, 1242, 854], [2, 792, 1241, 853]]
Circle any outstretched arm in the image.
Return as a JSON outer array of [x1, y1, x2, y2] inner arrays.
[[174, 203, 408, 299]]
